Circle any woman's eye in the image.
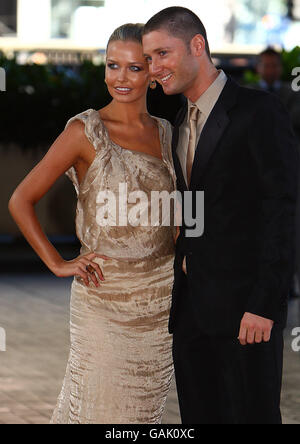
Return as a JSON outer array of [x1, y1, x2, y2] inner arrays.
[[107, 63, 118, 69], [130, 66, 142, 72], [159, 51, 167, 57]]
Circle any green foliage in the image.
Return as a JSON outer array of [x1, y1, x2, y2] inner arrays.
[[281, 46, 300, 81], [0, 52, 111, 150], [243, 69, 260, 85]]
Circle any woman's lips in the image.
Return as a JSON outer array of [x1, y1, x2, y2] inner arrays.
[[114, 87, 132, 94]]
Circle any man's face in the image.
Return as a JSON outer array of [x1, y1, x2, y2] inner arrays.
[[142, 29, 199, 96], [257, 54, 282, 85]]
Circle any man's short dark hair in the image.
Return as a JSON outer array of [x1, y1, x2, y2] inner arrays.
[[143, 7, 211, 60]]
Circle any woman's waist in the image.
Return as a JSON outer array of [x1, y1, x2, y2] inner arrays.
[[78, 229, 175, 261], [80, 245, 175, 264], [76, 250, 174, 285]]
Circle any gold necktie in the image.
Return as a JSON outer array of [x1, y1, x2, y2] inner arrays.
[[182, 105, 199, 275], [186, 105, 199, 187]]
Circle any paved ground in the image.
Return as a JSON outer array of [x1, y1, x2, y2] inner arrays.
[[0, 272, 299, 424]]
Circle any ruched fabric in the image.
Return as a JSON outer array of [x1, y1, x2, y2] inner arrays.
[[50, 110, 176, 424]]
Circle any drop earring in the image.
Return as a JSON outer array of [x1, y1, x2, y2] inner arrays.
[[150, 80, 157, 90]]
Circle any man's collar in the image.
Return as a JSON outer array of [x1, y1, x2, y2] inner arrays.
[[187, 70, 228, 119]]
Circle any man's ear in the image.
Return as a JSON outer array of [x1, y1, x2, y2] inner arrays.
[[190, 34, 206, 57]]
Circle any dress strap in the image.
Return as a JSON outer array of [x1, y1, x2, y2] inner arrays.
[[65, 109, 106, 155]]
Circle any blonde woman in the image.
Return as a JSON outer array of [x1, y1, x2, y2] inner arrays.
[[9, 24, 176, 424]]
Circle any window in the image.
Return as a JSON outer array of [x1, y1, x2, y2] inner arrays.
[[288, 0, 300, 19], [51, 0, 105, 38], [0, 0, 17, 36], [223, 0, 288, 46]]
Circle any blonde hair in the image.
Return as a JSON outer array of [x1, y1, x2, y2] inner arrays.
[[106, 23, 144, 52]]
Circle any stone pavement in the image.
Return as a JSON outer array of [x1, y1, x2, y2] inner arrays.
[[0, 272, 299, 424]]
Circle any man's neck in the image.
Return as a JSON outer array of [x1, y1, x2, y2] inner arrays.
[[184, 65, 219, 103]]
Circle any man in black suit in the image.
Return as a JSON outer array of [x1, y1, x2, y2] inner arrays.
[[143, 7, 299, 424], [252, 47, 300, 298]]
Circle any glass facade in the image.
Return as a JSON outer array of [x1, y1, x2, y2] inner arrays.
[[226, 0, 289, 46], [51, 0, 105, 38], [0, 0, 17, 35], [224, 0, 300, 49], [0, 0, 298, 52], [49, 0, 296, 48]]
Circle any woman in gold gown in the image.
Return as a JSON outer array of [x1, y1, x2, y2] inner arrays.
[[8, 24, 176, 424]]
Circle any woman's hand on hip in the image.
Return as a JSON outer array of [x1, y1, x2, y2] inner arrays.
[[51, 252, 109, 287]]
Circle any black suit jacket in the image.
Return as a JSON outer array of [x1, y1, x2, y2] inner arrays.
[[169, 77, 299, 337]]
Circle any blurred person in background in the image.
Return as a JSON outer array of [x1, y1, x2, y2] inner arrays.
[[256, 48, 300, 143], [254, 47, 300, 299]]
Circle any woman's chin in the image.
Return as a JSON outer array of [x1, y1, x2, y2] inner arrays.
[[111, 92, 147, 104]]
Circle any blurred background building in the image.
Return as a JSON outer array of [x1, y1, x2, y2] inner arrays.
[[0, 2, 299, 426], [0, 0, 299, 270], [0, 0, 300, 59]]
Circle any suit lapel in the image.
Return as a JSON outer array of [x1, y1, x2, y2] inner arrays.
[[190, 77, 239, 187], [189, 104, 229, 185], [171, 77, 239, 190]]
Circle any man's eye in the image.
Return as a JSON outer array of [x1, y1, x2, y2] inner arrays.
[[145, 57, 152, 64]]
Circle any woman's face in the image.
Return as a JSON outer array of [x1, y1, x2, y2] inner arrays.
[[105, 40, 150, 104]]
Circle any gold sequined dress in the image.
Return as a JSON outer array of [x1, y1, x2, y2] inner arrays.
[[50, 109, 176, 424]]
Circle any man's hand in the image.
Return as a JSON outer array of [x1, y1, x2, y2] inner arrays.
[[238, 312, 274, 346]]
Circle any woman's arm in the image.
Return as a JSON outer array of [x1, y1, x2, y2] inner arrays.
[[8, 120, 105, 286]]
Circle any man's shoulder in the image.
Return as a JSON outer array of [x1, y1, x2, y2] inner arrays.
[[279, 82, 300, 100], [236, 83, 271, 102], [234, 82, 283, 112]]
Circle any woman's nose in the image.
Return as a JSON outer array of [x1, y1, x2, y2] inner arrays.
[[117, 68, 127, 82]]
